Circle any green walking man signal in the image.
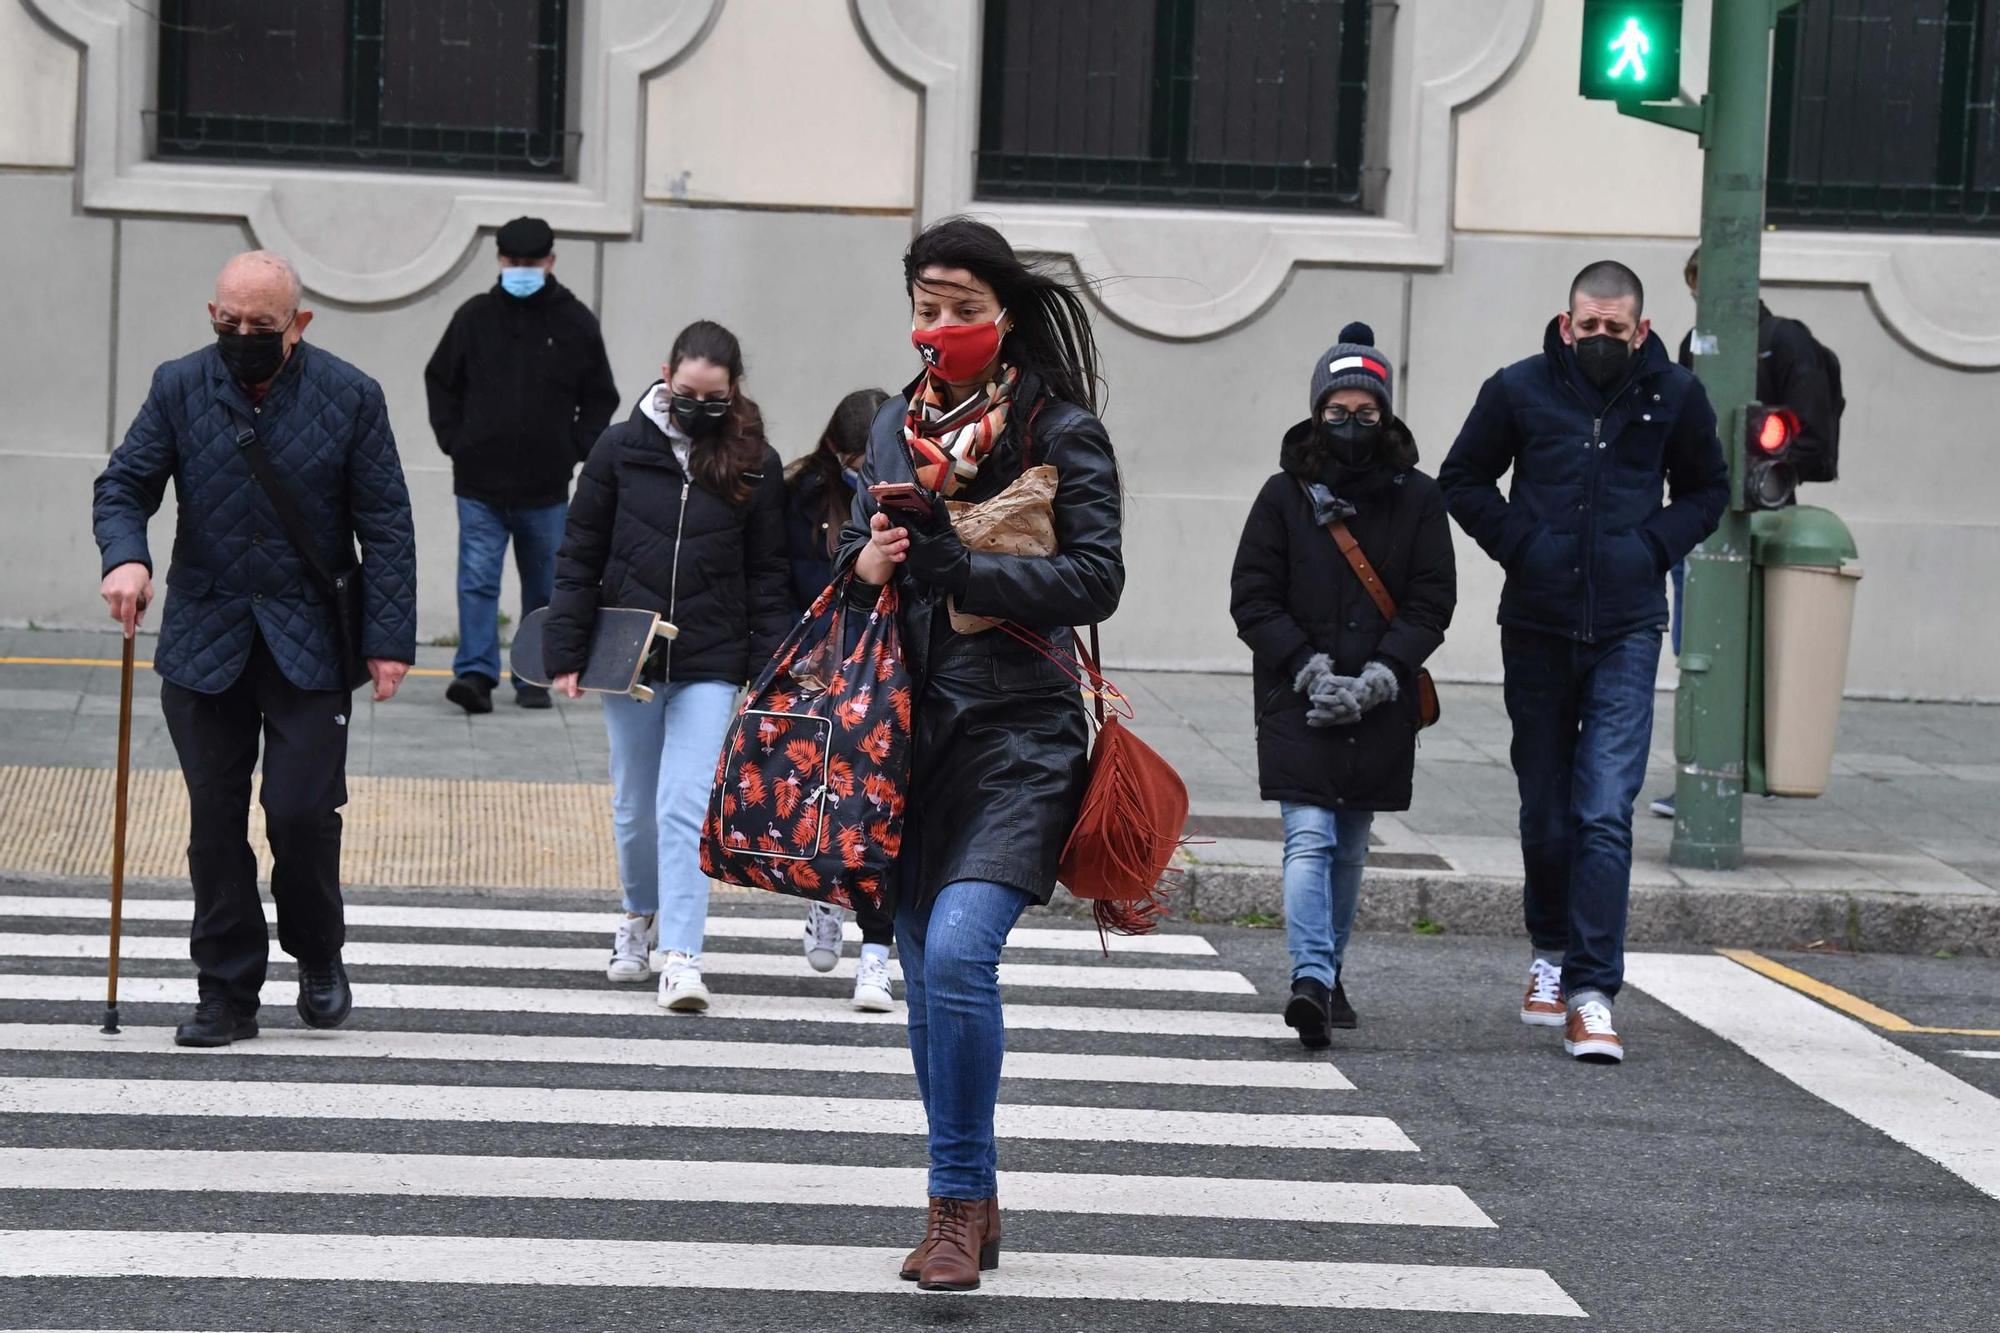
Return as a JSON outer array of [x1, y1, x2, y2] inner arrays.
[[1580, 0, 1683, 102]]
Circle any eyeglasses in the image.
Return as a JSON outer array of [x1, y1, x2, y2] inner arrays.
[[212, 311, 296, 337], [1322, 406, 1382, 427], [669, 393, 731, 419]]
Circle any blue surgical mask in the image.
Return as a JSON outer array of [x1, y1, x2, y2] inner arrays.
[[499, 267, 546, 298]]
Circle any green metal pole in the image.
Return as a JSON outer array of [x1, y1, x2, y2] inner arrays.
[[1669, 1, 1786, 870]]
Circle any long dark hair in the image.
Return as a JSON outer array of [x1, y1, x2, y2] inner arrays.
[[669, 319, 765, 505], [903, 216, 1103, 414], [787, 387, 889, 538]]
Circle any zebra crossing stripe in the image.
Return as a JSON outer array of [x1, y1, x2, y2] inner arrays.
[[0, 895, 1217, 956], [0, 1231, 1585, 1314], [0, 1149, 1491, 1227], [0, 1024, 1351, 1090], [0, 975, 1293, 1039], [0, 1077, 1417, 1152], [0, 933, 1253, 994]]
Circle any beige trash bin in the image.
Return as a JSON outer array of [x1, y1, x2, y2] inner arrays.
[[1762, 557, 1863, 797]]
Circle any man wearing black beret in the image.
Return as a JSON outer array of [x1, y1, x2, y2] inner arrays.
[[424, 215, 620, 712]]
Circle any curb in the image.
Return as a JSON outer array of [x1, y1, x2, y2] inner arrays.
[[1041, 865, 2000, 958]]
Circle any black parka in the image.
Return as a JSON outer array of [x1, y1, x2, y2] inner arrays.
[[836, 375, 1124, 907], [1231, 417, 1457, 812], [544, 391, 791, 685]]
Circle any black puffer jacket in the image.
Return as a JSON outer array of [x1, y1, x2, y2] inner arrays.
[[1231, 416, 1456, 812], [544, 391, 791, 685], [836, 375, 1124, 907], [423, 277, 620, 507]]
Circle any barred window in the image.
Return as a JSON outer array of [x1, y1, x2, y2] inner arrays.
[[976, 0, 1378, 213], [153, 0, 572, 179], [1768, 0, 2000, 232]]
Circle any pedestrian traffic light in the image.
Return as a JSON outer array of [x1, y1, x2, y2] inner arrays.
[[1580, 1, 1683, 102], [1745, 405, 1800, 510]]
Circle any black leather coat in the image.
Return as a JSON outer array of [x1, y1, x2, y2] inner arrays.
[[836, 377, 1124, 907]]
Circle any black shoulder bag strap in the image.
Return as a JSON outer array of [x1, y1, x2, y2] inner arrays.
[[232, 417, 366, 684]]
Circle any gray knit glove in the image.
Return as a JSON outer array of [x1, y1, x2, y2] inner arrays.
[[1307, 659, 1399, 728], [1294, 653, 1337, 699]]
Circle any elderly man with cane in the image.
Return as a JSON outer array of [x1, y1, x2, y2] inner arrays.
[[93, 250, 418, 1048]]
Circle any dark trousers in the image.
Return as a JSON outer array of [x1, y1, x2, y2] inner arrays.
[[1500, 626, 1662, 1000], [160, 632, 351, 1012]]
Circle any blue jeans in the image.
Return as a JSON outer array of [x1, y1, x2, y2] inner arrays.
[[454, 497, 567, 689], [602, 678, 739, 955], [895, 878, 1033, 1200], [1279, 803, 1375, 989], [1501, 627, 1662, 1000]]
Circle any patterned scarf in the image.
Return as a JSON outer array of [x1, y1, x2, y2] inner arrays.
[[902, 364, 1019, 498]]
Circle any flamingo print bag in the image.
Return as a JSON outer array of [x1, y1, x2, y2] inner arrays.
[[699, 576, 912, 916]]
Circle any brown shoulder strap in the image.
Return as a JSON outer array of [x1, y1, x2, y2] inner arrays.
[[1326, 519, 1399, 624]]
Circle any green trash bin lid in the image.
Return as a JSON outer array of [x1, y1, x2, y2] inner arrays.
[[1750, 505, 1858, 568]]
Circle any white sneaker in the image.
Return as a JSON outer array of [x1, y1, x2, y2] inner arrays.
[[1520, 958, 1565, 1027], [852, 951, 894, 1012], [606, 913, 657, 984], [658, 951, 710, 1012], [803, 902, 845, 974]]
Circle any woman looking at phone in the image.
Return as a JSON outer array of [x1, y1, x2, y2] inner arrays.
[[844, 216, 1123, 1290], [544, 319, 791, 1012]]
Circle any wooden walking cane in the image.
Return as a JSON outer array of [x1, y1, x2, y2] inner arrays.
[[100, 629, 136, 1035]]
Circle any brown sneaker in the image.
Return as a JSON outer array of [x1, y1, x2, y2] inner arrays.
[[901, 1197, 1000, 1282], [1564, 999, 1624, 1063], [1520, 958, 1565, 1027]]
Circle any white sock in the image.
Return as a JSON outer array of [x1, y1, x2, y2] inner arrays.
[[860, 942, 890, 964]]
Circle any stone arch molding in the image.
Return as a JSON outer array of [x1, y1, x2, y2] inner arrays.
[[27, 0, 723, 305], [855, 0, 1542, 340], [1764, 231, 2000, 371]]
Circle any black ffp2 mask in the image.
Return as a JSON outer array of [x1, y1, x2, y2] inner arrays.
[[669, 394, 729, 437], [216, 329, 288, 386], [1573, 333, 1635, 390]]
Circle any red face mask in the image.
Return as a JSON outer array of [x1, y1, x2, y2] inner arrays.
[[911, 310, 1006, 384]]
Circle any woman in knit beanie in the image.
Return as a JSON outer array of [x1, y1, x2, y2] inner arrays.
[[1229, 321, 1458, 1046]]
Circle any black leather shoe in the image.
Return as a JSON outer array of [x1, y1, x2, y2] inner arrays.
[[515, 683, 553, 710], [1283, 977, 1333, 1050], [1327, 979, 1358, 1030], [446, 674, 494, 715], [297, 957, 353, 1029], [174, 998, 258, 1048]]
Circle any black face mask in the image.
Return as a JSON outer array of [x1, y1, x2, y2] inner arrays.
[[216, 329, 289, 386], [669, 394, 730, 437], [1316, 419, 1385, 489], [1574, 333, 1635, 390]]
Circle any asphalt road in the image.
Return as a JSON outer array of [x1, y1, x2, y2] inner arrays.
[[0, 882, 1993, 1332]]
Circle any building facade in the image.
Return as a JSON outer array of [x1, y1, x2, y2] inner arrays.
[[3, 0, 1995, 699]]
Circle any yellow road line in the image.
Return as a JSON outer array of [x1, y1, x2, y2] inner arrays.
[[0, 656, 455, 679], [1718, 948, 2000, 1039]]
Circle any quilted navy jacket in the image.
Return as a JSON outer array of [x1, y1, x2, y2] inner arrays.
[[92, 342, 418, 694], [1438, 318, 1729, 643]]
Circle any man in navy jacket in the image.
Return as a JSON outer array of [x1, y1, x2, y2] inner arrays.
[[93, 250, 417, 1048], [1439, 260, 1728, 1064]]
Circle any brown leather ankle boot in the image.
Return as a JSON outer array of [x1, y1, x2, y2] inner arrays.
[[916, 1196, 1001, 1291], [900, 1196, 1003, 1281]]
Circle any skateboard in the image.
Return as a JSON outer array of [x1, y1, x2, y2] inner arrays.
[[510, 606, 677, 702]]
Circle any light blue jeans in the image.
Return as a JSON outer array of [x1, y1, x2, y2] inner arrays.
[[1280, 802, 1375, 989], [896, 878, 1034, 1200], [602, 678, 739, 955]]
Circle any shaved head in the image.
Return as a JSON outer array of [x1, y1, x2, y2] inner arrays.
[[1568, 260, 1645, 318]]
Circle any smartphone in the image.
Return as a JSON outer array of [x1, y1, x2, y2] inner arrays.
[[868, 481, 934, 521]]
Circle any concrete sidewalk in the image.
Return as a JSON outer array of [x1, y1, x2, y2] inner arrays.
[[4, 626, 1995, 955]]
